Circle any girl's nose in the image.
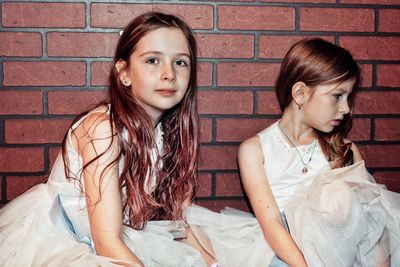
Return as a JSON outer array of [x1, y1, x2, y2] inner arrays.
[[340, 101, 350, 114], [161, 63, 176, 82]]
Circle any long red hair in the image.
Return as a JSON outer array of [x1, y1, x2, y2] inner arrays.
[[275, 38, 360, 168], [62, 12, 199, 229]]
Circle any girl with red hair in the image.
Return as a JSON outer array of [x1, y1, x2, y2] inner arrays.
[[0, 12, 216, 267]]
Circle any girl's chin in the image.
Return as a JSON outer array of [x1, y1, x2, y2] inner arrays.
[[316, 125, 335, 133]]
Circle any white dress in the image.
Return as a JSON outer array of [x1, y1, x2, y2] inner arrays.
[[0, 109, 206, 267], [186, 121, 400, 267]]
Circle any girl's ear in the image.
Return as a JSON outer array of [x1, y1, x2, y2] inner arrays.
[[291, 81, 307, 109], [115, 60, 132, 87]]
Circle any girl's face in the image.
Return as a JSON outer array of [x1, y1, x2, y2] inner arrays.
[[118, 27, 191, 122], [302, 78, 356, 133]]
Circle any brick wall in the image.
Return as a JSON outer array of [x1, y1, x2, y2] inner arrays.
[[1, 0, 399, 210]]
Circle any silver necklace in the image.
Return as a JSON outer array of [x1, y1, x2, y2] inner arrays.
[[278, 125, 317, 174]]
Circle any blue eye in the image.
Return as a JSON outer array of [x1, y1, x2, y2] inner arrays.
[[175, 59, 188, 67], [146, 58, 158, 64]]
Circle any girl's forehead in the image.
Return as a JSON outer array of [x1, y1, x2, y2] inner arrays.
[[316, 78, 356, 94], [134, 27, 190, 55]]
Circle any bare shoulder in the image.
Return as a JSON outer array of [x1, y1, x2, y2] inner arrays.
[[239, 135, 263, 158], [76, 106, 113, 140], [344, 138, 363, 162], [72, 106, 118, 155], [238, 135, 264, 167]]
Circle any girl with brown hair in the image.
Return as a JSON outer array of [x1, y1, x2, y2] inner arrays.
[[237, 38, 400, 266], [0, 12, 217, 267]]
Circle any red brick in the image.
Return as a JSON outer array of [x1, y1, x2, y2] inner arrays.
[[0, 32, 42, 57], [217, 63, 280, 87], [199, 146, 238, 170], [359, 145, 400, 168], [3, 61, 86, 86], [198, 91, 253, 115], [48, 32, 119, 57], [359, 64, 372, 88], [257, 91, 282, 115], [373, 171, 400, 193], [48, 90, 108, 115], [49, 147, 61, 171], [196, 34, 254, 59], [91, 61, 112, 86], [374, 119, 400, 141], [341, 0, 399, 4], [379, 9, 400, 32], [259, 35, 334, 59], [354, 91, 400, 115], [5, 119, 73, 144], [216, 173, 244, 197], [200, 118, 212, 143], [2, 3, 85, 28], [91, 4, 213, 29], [195, 199, 249, 212], [377, 65, 400, 87], [197, 173, 212, 197], [300, 8, 374, 32], [6, 176, 46, 200], [0, 91, 43, 115], [348, 118, 371, 141], [340, 37, 400, 60], [218, 6, 295, 30], [216, 118, 276, 142], [153, 5, 213, 29], [198, 62, 212, 87], [0, 148, 44, 172]]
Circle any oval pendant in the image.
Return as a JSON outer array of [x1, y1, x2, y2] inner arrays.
[[302, 166, 308, 174]]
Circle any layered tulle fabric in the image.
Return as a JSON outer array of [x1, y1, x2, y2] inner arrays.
[[0, 181, 206, 267], [185, 205, 275, 267], [0, 183, 119, 267], [185, 162, 400, 267], [285, 161, 400, 267]]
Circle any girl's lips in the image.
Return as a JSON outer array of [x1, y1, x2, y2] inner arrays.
[[156, 89, 176, 96], [331, 120, 342, 126]]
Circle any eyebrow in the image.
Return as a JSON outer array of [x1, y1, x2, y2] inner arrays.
[[139, 50, 190, 58], [333, 88, 350, 93]]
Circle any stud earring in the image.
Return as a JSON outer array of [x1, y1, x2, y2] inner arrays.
[[123, 80, 130, 86]]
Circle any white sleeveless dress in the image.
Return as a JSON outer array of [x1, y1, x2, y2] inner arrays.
[[0, 109, 206, 267], [1, 114, 399, 267], [186, 121, 400, 267]]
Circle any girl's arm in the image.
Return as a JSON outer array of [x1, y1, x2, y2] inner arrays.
[[74, 112, 143, 267], [238, 136, 307, 267]]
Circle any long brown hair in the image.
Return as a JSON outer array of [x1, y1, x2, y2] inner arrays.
[[275, 38, 360, 168], [62, 12, 199, 229]]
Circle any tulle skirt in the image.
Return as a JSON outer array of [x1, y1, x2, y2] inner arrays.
[[1, 161, 399, 267], [0, 182, 206, 267], [186, 161, 400, 267], [284, 161, 400, 266]]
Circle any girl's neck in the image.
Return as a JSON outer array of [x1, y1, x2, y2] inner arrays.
[[279, 108, 316, 145]]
